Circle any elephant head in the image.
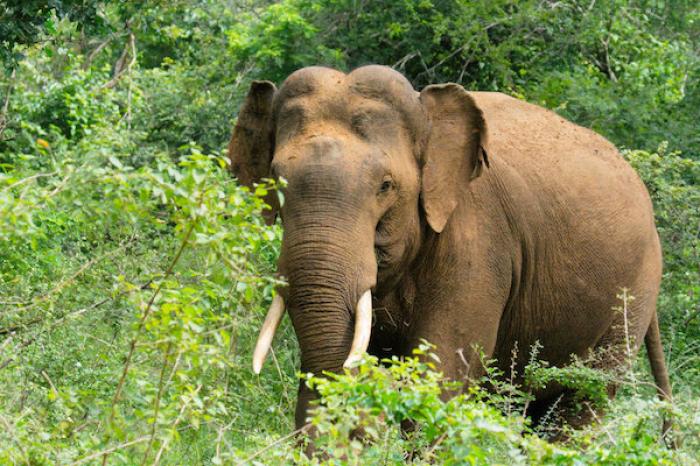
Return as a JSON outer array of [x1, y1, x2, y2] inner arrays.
[[229, 65, 488, 427]]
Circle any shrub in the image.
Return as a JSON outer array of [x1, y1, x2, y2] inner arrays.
[[243, 345, 697, 465]]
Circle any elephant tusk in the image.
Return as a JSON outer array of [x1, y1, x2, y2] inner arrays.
[[252, 294, 285, 374], [343, 290, 373, 368]]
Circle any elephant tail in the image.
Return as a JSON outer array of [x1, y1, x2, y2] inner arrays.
[[644, 311, 675, 445]]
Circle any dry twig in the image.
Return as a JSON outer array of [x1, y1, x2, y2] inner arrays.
[[0, 69, 16, 141], [69, 436, 150, 466], [152, 384, 203, 466], [141, 341, 174, 465], [242, 424, 310, 463], [101, 32, 136, 90]]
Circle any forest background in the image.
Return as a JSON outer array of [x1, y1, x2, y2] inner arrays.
[[1, 0, 699, 463]]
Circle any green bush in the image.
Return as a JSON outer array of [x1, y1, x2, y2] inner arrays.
[[625, 146, 700, 393], [0, 57, 292, 461], [243, 347, 696, 465]]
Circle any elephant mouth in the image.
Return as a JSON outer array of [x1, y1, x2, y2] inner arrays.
[[375, 245, 390, 269], [374, 235, 398, 270]]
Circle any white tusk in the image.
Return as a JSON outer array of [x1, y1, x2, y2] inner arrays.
[[343, 290, 373, 368], [252, 294, 285, 374]]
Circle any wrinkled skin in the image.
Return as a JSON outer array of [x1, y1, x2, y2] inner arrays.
[[229, 65, 672, 433]]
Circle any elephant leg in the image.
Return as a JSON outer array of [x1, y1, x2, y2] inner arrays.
[[406, 288, 508, 386], [527, 389, 598, 441], [527, 345, 624, 440], [529, 312, 648, 439]]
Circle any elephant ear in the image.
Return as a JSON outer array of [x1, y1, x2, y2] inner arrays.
[[419, 83, 489, 233], [228, 80, 278, 224]]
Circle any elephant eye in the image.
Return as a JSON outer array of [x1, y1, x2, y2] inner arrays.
[[378, 177, 393, 194]]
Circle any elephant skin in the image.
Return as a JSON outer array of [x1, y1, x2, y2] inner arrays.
[[229, 65, 672, 434]]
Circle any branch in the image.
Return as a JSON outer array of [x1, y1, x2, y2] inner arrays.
[[69, 436, 150, 466], [0, 316, 42, 336], [0, 68, 17, 141], [684, 304, 700, 327], [11, 243, 128, 312], [152, 384, 203, 466], [601, 36, 618, 82], [101, 222, 196, 466], [242, 424, 310, 463], [100, 32, 136, 90], [1, 171, 58, 193], [141, 341, 174, 466], [0, 274, 152, 370], [0, 295, 111, 370], [83, 35, 118, 70]]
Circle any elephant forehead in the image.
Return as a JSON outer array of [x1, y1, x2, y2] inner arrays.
[[276, 65, 419, 109], [347, 65, 416, 102], [348, 66, 425, 144], [277, 66, 345, 100], [275, 65, 426, 148]]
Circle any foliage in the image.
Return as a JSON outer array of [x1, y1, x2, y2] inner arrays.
[[625, 146, 700, 391], [0, 0, 106, 66], [524, 352, 612, 410], [298, 346, 573, 465], [290, 0, 700, 154], [249, 348, 695, 464], [0, 0, 698, 463], [0, 53, 293, 463]]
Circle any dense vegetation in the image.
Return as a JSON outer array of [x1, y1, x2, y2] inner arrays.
[[1, 0, 698, 463]]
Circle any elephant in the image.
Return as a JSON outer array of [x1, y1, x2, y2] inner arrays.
[[228, 65, 673, 435]]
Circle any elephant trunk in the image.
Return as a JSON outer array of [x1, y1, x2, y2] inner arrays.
[[282, 225, 377, 428]]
